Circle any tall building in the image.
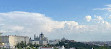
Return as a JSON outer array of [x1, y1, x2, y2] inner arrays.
[[30, 33, 48, 45], [0, 35, 29, 48]]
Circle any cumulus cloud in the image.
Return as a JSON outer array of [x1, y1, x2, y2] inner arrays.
[[0, 11, 111, 41], [93, 4, 111, 22], [85, 15, 92, 22], [0, 11, 79, 36]]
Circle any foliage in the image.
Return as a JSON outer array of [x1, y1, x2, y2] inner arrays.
[[16, 40, 111, 49], [54, 40, 111, 49], [16, 41, 39, 49]]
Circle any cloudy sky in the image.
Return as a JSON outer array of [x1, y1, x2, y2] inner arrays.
[[0, 0, 111, 41]]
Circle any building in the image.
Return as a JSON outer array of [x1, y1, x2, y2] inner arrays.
[[49, 39, 60, 45], [70, 47, 76, 49], [61, 37, 67, 41], [59, 46, 65, 49], [0, 35, 29, 48], [39, 47, 54, 49], [30, 33, 48, 45]]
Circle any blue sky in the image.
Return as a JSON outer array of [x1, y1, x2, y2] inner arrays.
[[0, 0, 110, 21], [0, 0, 111, 41]]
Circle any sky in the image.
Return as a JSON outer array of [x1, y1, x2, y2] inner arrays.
[[0, 0, 111, 41]]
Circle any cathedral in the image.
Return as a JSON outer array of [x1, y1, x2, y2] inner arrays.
[[30, 33, 48, 45]]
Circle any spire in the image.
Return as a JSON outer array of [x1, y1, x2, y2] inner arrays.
[[29, 37, 31, 40], [34, 34, 36, 39], [40, 32, 43, 35]]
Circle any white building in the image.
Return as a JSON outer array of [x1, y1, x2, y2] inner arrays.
[[70, 48, 76, 49], [31, 41, 39, 44], [39, 47, 54, 49], [59, 46, 65, 49], [0, 35, 29, 48], [30, 33, 48, 45], [49, 39, 60, 45]]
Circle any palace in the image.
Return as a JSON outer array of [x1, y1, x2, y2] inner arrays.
[[0, 35, 29, 48]]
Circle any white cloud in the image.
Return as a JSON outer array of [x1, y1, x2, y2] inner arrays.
[[94, 4, 111, 12], [96, 16, 103, 20], [94, 16, 104, 23], [93, 4, 111, 22], [108, 14, 111, 19], [105, 4, 111, 7], [0, 11, 111, 41], [0, 11, 79, 36], [85, 15, 92, 22], [11, 26, 24, 31], [94, 8, 111, 11]]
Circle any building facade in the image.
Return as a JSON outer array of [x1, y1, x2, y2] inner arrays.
[[49, 39, 60, 45], [38, 47, 54, 49], [0, 35, 29, 48], [30, 33, 48, 45]]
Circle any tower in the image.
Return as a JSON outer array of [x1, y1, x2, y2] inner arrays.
[[34, 34, 36, 40], [39, 32, 44, 39]]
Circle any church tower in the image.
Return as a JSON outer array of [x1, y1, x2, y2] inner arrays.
[[34, 34, 36, 40], [39, 32, 44, 39]]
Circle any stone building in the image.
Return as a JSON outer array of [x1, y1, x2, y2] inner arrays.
[[0, 35, 29, 48], [39, 47, 54, 49], [49, 39, 60, 45], [30, 33, 48, 45]]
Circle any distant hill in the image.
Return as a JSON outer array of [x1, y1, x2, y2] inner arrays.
[[54, 40, 111, 49]]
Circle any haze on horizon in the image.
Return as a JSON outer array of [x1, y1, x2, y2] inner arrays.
[[0, 0, 111, 41]]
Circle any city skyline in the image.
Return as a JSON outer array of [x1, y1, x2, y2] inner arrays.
[[0, 0, 111, 41]]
